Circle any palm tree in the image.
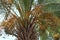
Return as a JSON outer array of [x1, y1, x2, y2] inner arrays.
[[0, 0, 60, 40]]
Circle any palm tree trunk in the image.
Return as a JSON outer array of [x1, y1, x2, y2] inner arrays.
[[16, 27, 38, 40]]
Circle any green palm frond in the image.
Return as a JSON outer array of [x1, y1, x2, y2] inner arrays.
[[22, 0, 34, 11]]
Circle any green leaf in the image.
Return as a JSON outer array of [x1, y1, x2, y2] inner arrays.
[[40, 32, 48, 40], [38, 0, 60, 4], [22, 0, 34, 12], [38, 0, 44, 4], [54, 11, 60, 18], [43, 3, 60, 12], [18, 0, 25, 12]]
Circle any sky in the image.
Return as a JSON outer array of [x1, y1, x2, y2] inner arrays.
[[0, 8, 17, 40], [0, 28, 17, 40]]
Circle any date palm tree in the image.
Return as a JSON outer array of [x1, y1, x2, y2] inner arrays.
[[0, 0, 60, 40]]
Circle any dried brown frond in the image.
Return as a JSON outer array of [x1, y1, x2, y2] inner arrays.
[[1, 13, 17, 30], [53, 33, 60, 40], [39, 24, 46, 31], [31, 5, 44, 17], [7, 0, 13, 4], [1, 0, 13, 4]]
